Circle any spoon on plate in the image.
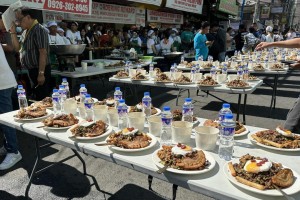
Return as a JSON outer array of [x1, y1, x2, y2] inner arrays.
[[156, 162, 172, 174], [273, 184, 295, 200]]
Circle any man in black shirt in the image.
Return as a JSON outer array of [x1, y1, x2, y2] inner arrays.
[[234, 24, 248, 52], [10, 8, 50, 100]]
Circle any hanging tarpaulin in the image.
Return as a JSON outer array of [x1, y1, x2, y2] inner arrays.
[[0, 0, 92, 15], [147, 10, 183, 24], [136, 8, 146, 27], [42, 11, 64, 23], [128, 0, 162, 6], [165, 0, 203, 14], [66, 2, 136, 24], [218, 0, 238, 16], [260, 6, 270, 19]]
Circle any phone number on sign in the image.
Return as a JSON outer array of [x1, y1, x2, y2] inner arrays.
[[47, 0, 89, 13]]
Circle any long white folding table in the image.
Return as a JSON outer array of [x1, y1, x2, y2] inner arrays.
[[0, 111, 299, 200], [109, 77, 263, 124], [177, 66, 289, 115]]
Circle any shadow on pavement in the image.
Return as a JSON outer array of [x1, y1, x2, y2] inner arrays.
[[0, 191, 31, 200], [108, 184, 166, 200]]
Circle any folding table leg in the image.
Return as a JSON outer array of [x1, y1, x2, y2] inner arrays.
[[269, 74, 279, 115], [176, 88, 182, 106], [72, 149, 87, 175], [148, 175, 153, 190], [172, 184, 178, 200], [243, 94, 247, 124], [236, 94, 242, 122]]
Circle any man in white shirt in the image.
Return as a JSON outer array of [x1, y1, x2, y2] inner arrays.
[[0, 44, 22, 170], [47, 21, 65, 45], [66, 21, 81, 44], [57, 28, 71, 45]]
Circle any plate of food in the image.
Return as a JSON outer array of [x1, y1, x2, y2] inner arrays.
[[14, 106, 52, 121], [114, 70, 129, 79], [203, 120, 249, 138], [224, 154, 300, 196], [252, 64, 265, 71], [131, 72, 149, 81], [248, 129, 300, 152], [269, 63, 287, 71], [227, 79, 251, 89], [172, 109, 198, 125], [105, 128, 157, 152], [152, 144, 216, 175], [178, 61, 193, 69], [198, 77, 220, 87], [129, 103, 161, 116], [173, 75, 193, 85], [201, 63, 213, 69], [31, 97, 53, 109], [42, 114, 79, 130], [67, 120, 113, 140], [95, 97, 115, 108], [154, 73, 172, 83], [73, 96, 98, 104], [247, 75, 260, 82]]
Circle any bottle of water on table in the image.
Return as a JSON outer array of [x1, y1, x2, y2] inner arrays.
[[237, 65, 244, 79], [17, 85, 28, 109], [182, 98, 193, 123], [219, 114, 236, 161], [191, 65, 196, 82], [117, 99, 128, 130], [114, 87, 122, 108], [137, 64, 142, 74], [52, 89, 61, 116], [84, 94, 94, 122], [218, 103, 232, 123], [61, 78, 70, 98], [170, 64, 175, 80], [243, 65, 249, 81], [58, 85, 67, 111], [142, 92, 152, 122], [181, 55, 184, 63], [210, 65, 217, 80], [79, 84, 87, 103], [125, 61, 129, 73], [160, 106, 173, 146], [149, 62, 154, 78]]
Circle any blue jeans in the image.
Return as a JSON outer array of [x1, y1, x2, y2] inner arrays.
[[0, 88, 18, 153], [218, 52, 226, 62]]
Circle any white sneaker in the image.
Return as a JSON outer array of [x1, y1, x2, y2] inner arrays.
[[0, 151, 22, 170], [0, 146, 7, 156]]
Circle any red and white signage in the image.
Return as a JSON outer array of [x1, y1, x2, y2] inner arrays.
[[147, 10, 183, 24], [42, 11, 64, 23], [1, 0, 92, 15], [66, 2, 136, 24], [166, 0, 203, 14], [136, 8, 146, 27], [128, 0, 162, 6]]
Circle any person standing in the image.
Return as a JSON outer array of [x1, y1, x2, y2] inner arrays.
[[170, 28, 181, 52], [226, 27, 233, 51], [181, 26, 194, 52], [48, 21, 65, 45], [210, 24, 226, 61], [265, 26, 274, 43], [242, 27, 259, 53], [0, 44, 22, 170], [146, 30, 158, 56], [194, 22, 212, 61], [234, 24, 248, 52], [66, 21, 81, 44], [57, 28, 71, 45], [286, 28, 296, 40], [10, 8, 50, 101], [129, 31, 142, 54]]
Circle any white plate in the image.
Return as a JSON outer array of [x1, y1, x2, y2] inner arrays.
[[131, 78, 149, 81], [113, 75, 130, 79], [106, 133, 157, 152], [74, 97, 99, 104], [67, 122, 113, 140], [198, 84, 221, 87], [128, 107, 161, 116], [247, 79, 260, 82], [152, 149, 216, 175], [173, 82, 194, 85], [234, 127, 249, 138], [14, 109, 53, 121], [248, 132, 300, 152], [43, 117, 83, 131], [223, 159, 300, 196], [227, 86, 252, 89]]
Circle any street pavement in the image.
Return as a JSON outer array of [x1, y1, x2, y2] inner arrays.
[[0, 69, 299, 200]]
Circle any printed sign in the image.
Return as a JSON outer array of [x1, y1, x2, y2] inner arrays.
[[136, 8, 146, 27], [128, 0, 162, 6], [42, 11, 64, 23], [147, 10, 183, 24], [166, 0, 203, 14]]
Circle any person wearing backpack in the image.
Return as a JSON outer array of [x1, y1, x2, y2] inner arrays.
[[242, 27, 259, 53]]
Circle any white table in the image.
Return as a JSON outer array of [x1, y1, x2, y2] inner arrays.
[[0, 111, 299, 200], [109, 76, 263, 124]]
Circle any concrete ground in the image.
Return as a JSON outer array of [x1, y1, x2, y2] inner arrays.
[[0, 69, 299, 200]]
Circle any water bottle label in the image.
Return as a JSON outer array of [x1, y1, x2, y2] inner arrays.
[[162, 118, 172, 126], [114, 95, 122, 100], [17, 92, 26, 97], [84, 103, 92, 109], [80, 91, 87, 96], [142, 100, 151, 108], [221, 127, 235, 136], [182, 108, 190, 115], [219, 114, 225, 122], [53, 97, 59, 103], [118, 108, 127, 114]]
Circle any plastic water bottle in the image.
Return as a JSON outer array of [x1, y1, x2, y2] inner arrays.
[[182, 98, 193, 123], [237, 65, 244, 79], [79, 84, 87, 103], [210, 65, 217, 80], [225, 55, 229, 62], [149, 62, 154, 78], [52, 89, 61, 116], [17, 85, 28, 109], [191, 66, 196, 82], [208, 55, 213, 62], [61, 78, 70, 98], [173, 63, 177, 72], [195, 64, 200, 73], [137, 64, 142, 73], [218, 103, 232, 123], [142, 92, 151, 121], [243, 65, 249, 80], [117, 99, 128, 130], [124, 61, 129, 73], [84, 94, 94, 122], [218, 114, 236, 161], [160, 106, 172, 146], [222, 63, 227, 75], [234, 50, 237, 57], [198, 55, 203, 61], [170, 64, 175, 80], [114, 87, 122, 108], [181, 55, 184, 63]]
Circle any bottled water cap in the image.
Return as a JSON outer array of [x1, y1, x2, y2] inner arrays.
[[59, 85, 64, 89], [18, 85, 23, 89], [163, 106, 170, 111], [53, 89, 58, 93], [80, 84, 85, 88], [144, 92, 150, 96], [62, 78, 67, 82], [185, 98, 192, 102], [225, 114, 233, 119], [223, 103, 230, 108], [85, 94, 91, 98], [119, 99, 125, 103], [115, 87, 120, 91]]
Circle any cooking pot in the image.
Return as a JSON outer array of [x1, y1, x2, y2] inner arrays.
[[50, 44, 86, 56]]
